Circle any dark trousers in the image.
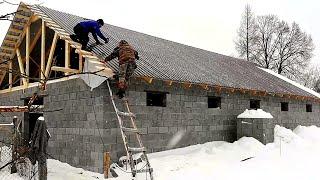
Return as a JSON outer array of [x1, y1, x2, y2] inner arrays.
[[73, 24, 89, 50], [118, 61, 136, 91]]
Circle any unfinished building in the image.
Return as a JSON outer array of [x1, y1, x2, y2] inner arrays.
[[0, 3, 319, 173]]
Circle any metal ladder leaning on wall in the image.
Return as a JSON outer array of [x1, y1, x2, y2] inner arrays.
[[106, 80, 154, 180]]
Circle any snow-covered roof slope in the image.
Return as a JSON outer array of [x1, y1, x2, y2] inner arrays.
[[260, 68, 320, 98]]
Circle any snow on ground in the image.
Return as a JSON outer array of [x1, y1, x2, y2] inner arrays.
[[259, 67, 320, 98], [3, 125, 320, 180]]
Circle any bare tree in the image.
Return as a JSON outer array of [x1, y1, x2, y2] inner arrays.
[[299, 66, 320, 91], [235, 7, 314, 81], [274, 22, 314, 78], [253, 15, 279, 69], [235, 5, 256, 62]]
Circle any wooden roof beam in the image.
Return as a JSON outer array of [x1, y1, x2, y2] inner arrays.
[[45, 32, 59, 78], [51, 66, 79, 74]]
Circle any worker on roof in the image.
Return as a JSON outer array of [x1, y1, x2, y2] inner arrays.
[[70, 19, 109, 50], [105, 40, 139, 99]]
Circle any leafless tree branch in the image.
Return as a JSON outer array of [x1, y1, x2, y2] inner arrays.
[[235, 6, 314, 83]]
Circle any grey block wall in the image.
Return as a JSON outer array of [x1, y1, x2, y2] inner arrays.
[[0, 77, 319, 173], [237, 118, 273, 144]]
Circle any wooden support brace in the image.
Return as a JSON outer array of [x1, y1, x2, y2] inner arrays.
[[9, 60, 12, 90], [45, 32, 59, 78], [15, 49, 27, 86], [79, 53, 83, 72], [41, 20, 46, 82], [26, 25, 30, 84], [65, 41, 70, 75]]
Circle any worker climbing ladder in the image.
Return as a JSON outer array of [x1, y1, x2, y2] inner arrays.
[[106, 80, 154, 180]]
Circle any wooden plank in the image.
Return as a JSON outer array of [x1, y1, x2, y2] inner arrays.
[[1, 46, 14, 51], [41, 20, 46, 81], [65, 41, 70, 75], [30, 15, 40, 22], [51, 66, 79, 73], [45, 22, 61, 28], [6, 34, 20, 40], [141, 76, 153, 84], [26, 25, 30, 84], [14, 14, 30, 20], [45, 32, 59, 78], [9, 60, 12, 90], [104, 152, 111, 178], [16, 49, 27, 86], [79, 53, 83, 72], [0, 106, 29, 112], [8, 28, 22, 33], [75, 49, 93, 55], [29, 27, 42, 53]]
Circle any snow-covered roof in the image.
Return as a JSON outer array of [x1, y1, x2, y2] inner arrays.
[[260, 68, 320, 99]]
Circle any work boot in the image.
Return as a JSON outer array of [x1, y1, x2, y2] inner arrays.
[[116, 90, 125, 99], [113, 74, 119, 81], [70, 34, 79, 43]]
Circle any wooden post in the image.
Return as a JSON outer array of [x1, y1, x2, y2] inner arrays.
[[79, 53, 83, 72], [45, 32, 58, 78], [41, 20, 46, 82], [11, 116, 18, 174], [9, 60, 12, 90], [26, 25, 30, 84], [104, 152, 111, 178], [16, 49, 27, 86], [65, 41, 70, 75]]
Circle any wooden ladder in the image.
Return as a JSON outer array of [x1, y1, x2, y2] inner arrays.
[[106, 80, 154, 180]]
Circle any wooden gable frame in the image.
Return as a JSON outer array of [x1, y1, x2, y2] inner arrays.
[[0, 3, 113, 94]]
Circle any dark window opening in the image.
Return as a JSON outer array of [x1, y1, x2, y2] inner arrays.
[[306, 104, 312, 112], [24, 97, 44, 140], [208, 96, 221, 108], [250, 99, 260, 110], [146, 91, 166, 107], [281, 102, 289, 111]]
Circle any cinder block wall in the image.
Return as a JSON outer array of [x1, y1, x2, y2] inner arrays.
[[0, 77, 319, 173]]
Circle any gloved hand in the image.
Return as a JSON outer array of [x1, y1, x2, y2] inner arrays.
[[105, 55, 111, 62], [105, 38, 109, 44]]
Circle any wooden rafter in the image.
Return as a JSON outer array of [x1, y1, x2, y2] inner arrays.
[[9, 60, 12, 90], [79, 53, 83, 72], [141, 76, 153, 84], [45, 32, 59, 78], [16, 49, 27, 86], [164, 80, 173, 86], [26, 25, 30, 84], [40, 20, 46, 81], [65, 41, 70, 75]]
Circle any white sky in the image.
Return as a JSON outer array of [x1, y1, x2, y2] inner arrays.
[[0, 0, 319, 66]]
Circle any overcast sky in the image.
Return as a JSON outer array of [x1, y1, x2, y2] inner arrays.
[[1, 0, 319, 65]]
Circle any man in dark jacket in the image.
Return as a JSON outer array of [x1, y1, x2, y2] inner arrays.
[[70, 19, 109, 50], [105, 40, 139, 99]]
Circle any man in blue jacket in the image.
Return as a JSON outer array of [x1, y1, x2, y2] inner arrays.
[[70, 19, 109, 50]]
